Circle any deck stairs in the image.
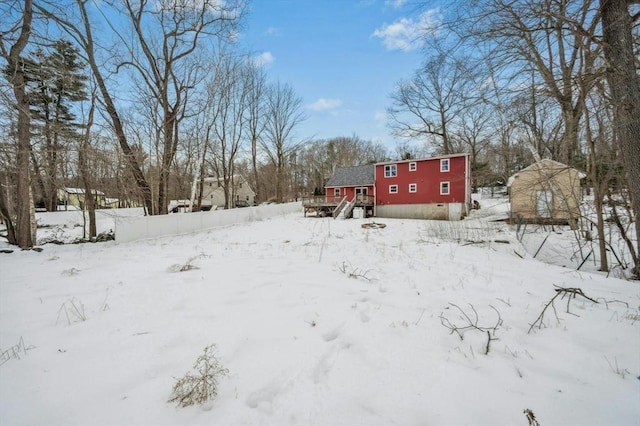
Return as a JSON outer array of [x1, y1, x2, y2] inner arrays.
[[332, 196, 348, 218], [335, 196, 357, 219]]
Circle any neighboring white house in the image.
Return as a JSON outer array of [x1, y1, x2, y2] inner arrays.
[[201, 175, 255, 209], [169, 175, 256, 212], [57, 187, 106, 210]]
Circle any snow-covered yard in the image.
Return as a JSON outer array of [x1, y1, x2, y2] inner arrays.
[[1, 199, 638, 425]]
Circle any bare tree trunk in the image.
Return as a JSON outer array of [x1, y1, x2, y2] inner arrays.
[[29, 148, 47, 208], [585, 105, 608, 272], [0, 178, 17, 245], [601, 0, 640, 278], [2, 0, 34, 248], [79, 91, 97, 238]]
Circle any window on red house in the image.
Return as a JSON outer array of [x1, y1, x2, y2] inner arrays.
[[334, 188, 340, 197], [440, 181, 450, 195], [389, 185, 398, 194], [409, 183, 417, 193], [384, 164, 397, 177], [440, 159, 450, 172], [409, 162, 417, 171]]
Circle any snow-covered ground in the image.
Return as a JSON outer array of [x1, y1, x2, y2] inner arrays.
[[1, 198, 639, 426]]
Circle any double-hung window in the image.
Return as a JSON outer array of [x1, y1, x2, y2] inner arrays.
[[409, 183, 417, 193], [440, 159, 450, 172], [440, 181, 450, 195], [409, 162, 417, 172], [389, 185, 398, 194], [384, 164, 397, 177]]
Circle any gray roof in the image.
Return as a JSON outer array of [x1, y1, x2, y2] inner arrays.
[[325, 165, 374, 187]]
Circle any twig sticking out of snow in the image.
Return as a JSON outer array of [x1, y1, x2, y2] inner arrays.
[[523, 408, 541, 426], [439, 303, 502, 355], [338, 262, 371, 281], [0, 336, 35, 366]]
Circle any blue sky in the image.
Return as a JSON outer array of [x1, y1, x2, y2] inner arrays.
[[240, 0, 442, 147]]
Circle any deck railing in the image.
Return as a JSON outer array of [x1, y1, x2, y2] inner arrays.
[[302, 194, 374, 206], [353, 194, 374, 205]]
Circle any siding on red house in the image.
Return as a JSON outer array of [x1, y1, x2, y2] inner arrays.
[[375, 155, 469, 206], [325, 185, 374, 201], [324, 164, 375, 202]]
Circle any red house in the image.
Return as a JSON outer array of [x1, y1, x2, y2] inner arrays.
[[374, 154, 471, 220], [304, 153, 471, 220]]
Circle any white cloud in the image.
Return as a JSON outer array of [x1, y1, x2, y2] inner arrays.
[[253, 51, 275, 66], [307, 98, 343, 111], [371, 8, 441, 51]]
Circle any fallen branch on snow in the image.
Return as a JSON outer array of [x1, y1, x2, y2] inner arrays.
[[527, 286, 598, 334]]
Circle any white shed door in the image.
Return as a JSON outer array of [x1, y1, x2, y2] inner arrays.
[[536, 190, 553, 218]]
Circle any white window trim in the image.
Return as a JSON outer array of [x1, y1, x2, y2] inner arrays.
[[440, 181, 450, 195], [409, 162, 417, 172], [384, 164, 397, 178], [389, 185, 398, 194], [440, 159, 450, 172], [409, 183, 417, 193], [334, 188, 340, 197]]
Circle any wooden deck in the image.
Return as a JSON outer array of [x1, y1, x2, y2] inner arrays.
[[302, 195, 374, 218]]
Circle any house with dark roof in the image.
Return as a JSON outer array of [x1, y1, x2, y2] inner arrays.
[[303, 153, 472, 220], [303, 165, 375, 218], [326, 164, 374, 199]]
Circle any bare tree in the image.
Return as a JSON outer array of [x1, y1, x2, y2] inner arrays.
[[206, 51, 248, 209], [261, 81, 305, 202], [511, 70, 565, 160], [388, 53, 473, 155], [0, 0, 35, 248], [116, 0, 244, 214], [582, 82, 615, 272], [244, 61, 267, 202], [464, 0, 601, 166], [451, 104, 494, 191], [601, 0, 640, 278], [78, 87, 97, 238], [38, 0, 154, 214], [38, 0, 244, 215]]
